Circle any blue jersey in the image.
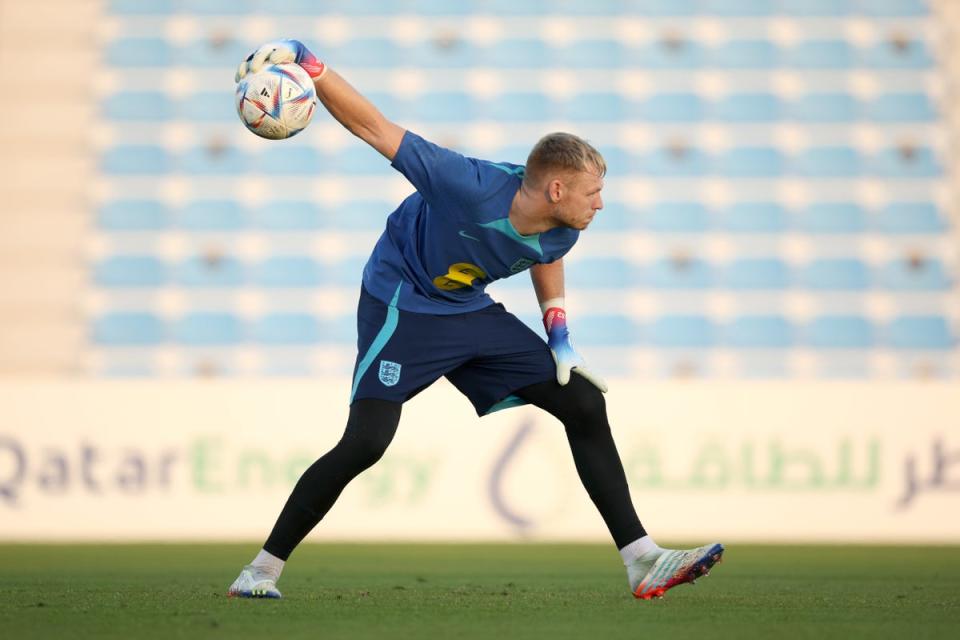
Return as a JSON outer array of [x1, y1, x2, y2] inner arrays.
[[361, 131, 580, 314]]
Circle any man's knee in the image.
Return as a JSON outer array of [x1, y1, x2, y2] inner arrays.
[[341, 398, 402, 467], [563, 373, 608, 427]]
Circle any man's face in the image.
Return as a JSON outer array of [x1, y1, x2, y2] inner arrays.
[[554, 169, 604, 230]]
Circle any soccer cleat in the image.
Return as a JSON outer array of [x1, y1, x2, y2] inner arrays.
[[227, 565, 282, 599], [627, 543, 724, 600]]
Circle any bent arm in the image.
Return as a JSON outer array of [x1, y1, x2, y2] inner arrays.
[[530, 259, 565, 310], [314, 69, 406, 161]]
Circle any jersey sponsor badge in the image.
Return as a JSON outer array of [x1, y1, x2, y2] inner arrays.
[[378, 360, 402, 386], [509, 258, 536, 274]]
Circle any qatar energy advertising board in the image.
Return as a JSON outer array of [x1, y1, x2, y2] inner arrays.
[[0, 381, 958, 542]]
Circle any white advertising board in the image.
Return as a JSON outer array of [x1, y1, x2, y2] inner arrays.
[[0, 380, 958, 542]]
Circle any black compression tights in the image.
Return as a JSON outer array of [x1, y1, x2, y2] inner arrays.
[[264, 377, 645, 560]]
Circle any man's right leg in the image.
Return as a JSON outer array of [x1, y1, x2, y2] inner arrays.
[[227, 398, 402, 598]]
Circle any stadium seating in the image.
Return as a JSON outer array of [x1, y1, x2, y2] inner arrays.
[[95, 0, 956, 379]]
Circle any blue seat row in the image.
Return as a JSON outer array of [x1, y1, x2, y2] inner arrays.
[[93, 254, 952, 291], [105, 37, 933, 70], [93, 311, 954, 349], [103, 91, 937, 123], [100, 144, 942, 178], [109, 0, 929, 18], [98, 200, 946, 234]]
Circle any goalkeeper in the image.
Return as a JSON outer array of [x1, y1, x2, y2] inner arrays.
[[228, 40, 723, 601]]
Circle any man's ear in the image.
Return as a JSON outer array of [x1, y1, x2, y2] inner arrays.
[[547, 178, 564, 204]]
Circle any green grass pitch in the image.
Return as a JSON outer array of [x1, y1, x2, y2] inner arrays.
[[2, 543, 958, 639]]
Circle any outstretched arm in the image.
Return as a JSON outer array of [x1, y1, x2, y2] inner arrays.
[[530, 260, 608, 392], [236, 39, 405, 161]]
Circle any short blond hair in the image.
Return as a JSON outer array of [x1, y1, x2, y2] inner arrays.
[[524, 132, 606, 186]]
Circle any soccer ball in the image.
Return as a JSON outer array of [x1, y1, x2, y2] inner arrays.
[[235, 63, 317, 140]]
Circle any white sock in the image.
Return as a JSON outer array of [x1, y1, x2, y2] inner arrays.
[[251, 548, 285, 580], [619, 535, 662, 566]]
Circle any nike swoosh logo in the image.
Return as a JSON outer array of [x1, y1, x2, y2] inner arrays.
[[459, 230, 480, 242]]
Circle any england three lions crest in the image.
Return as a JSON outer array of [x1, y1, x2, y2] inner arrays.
[[378, 360, 402, 386]]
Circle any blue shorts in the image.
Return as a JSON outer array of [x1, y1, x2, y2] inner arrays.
[[350, 285, 556, 415]]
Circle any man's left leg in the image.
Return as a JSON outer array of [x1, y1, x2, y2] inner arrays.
[[515, 374, 723, 599]]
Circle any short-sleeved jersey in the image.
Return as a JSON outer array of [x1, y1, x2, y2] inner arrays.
[[361, 131, 580, 314]]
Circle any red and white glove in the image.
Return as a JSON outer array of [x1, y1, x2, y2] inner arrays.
[[235, 39, 327, 83], [543, 304, 608, 392]]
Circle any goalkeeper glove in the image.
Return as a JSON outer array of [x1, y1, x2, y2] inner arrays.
[[236, 39, 327, 83], [543, 306, 608, 392]]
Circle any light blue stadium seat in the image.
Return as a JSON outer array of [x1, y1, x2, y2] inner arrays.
[[870, 146, 940, 177], [633, 38, 705, 68], [646, 257, 713, 289], [408, 0, 474, 15], [636, 0, 698, 16], [598, 146, 634, 178], [485, 92, 557, 122], [94, 256, 167, 287], [725, 316, 794, 348], [648, 316, 716, 348], [880, 257, 951, 290], [253, 256, 324, 287], [253, 313, 323, 345], [636, 93, 704, 122], [862, 0, 929, 17], [176, 255, 246, 287], [258, 145, 326, 175], [180, 0, 253, 14], [713, 93, 781, 122], [94, 312, 165, 345], [109, 0, 174, 14], [703, 0, 775, 15], [862, 38, 933, 68], [178, 200, 246, 230], [328, 200, 393, 231], [175, 312, 244, 345], [565, 258, 637, 289], [105, 38, 172, 67], [563, 93, 626, 122], [591, 202, 635, 231], [98, 200, 169, 230], [480, 39, 553, 68], [802, 259, 871, 290], [407, 38, 477, 68], [325, 315, 359, 344], [561, 0, 627, 14], [712, 40, 779, 68], [806, 316, 875, 348], [253, 200, 324, 230], [794, 147, 862, 177], [867, 93, 935, 121], [571, 315, 639, 346], [644, 202, 710, 233], [366, 92, 408, 120], [875, 202, 945, 233], [103, 91, 173, 121], [263, 0, 328, 13], [326, 256, 371, 286], [179, 145, 248, 175], [788, 93, 859, 122], [335, 145, 391, 175], [324, 0, 404, 14], [798, 203, 866, 233], [785, 40, 854, 68], [331, 39, 405, 68], [179, 92, 236, 122], [178, 38, 253, 67], [412, 92, 477, 122], [717, 147, 784, 177], [723, 258, 791, 289], [557, 40, 625, 68], [102, 146, 171, 175], [887, 316, 953, 349], [642, 144, 708, 176], [780, 0, 851, 15], [722, 202, 788, 233]]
